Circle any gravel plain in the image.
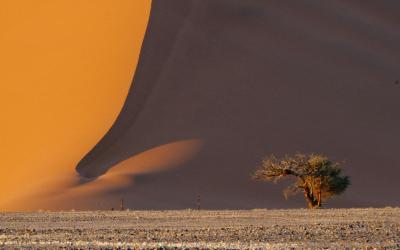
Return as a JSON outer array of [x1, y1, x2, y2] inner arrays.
[[0, 208, 399, 249]]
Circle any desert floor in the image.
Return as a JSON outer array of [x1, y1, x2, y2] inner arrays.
[[0, 208, 399, 249]]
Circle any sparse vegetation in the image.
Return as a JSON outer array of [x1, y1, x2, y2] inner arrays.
[[252, 153, 350, 208]]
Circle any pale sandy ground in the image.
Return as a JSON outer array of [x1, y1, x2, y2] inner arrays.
[[0, 208, 399, 249]]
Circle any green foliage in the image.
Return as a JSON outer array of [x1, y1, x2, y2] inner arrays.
[[252, 153, 350, 208]]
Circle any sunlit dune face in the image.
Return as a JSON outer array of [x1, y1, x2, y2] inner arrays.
[[2, 140, 204, 211], [0, 0, 151, 209], [55, 139, 204, 200], [106, 139, 204, 176]]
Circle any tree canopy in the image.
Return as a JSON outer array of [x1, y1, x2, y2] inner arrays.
[[253, 153, 350, 208]]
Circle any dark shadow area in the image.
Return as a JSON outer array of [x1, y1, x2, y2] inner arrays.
[[76, 0, 400, 208]]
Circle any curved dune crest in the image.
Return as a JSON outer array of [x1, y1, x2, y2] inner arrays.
[[64, 139, 204, 198], [76, 0, 400, 209]]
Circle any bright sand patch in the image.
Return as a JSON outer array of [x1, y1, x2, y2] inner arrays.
[[0, 0, 151, 210]]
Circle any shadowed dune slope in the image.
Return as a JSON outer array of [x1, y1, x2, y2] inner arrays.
[[75, 0, 400, 209]]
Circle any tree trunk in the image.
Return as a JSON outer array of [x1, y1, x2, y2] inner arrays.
[[303, 187, 319, 209], [303, 188, 315, 208], [317, 189, 322, 208], [316, 178, 322, 208]]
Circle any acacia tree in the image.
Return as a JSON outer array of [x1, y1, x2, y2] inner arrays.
[[252, 153, 350, 208]]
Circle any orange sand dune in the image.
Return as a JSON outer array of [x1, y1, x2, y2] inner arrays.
[[2, 0, 400, 211], [0, 0, 151, 210]]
